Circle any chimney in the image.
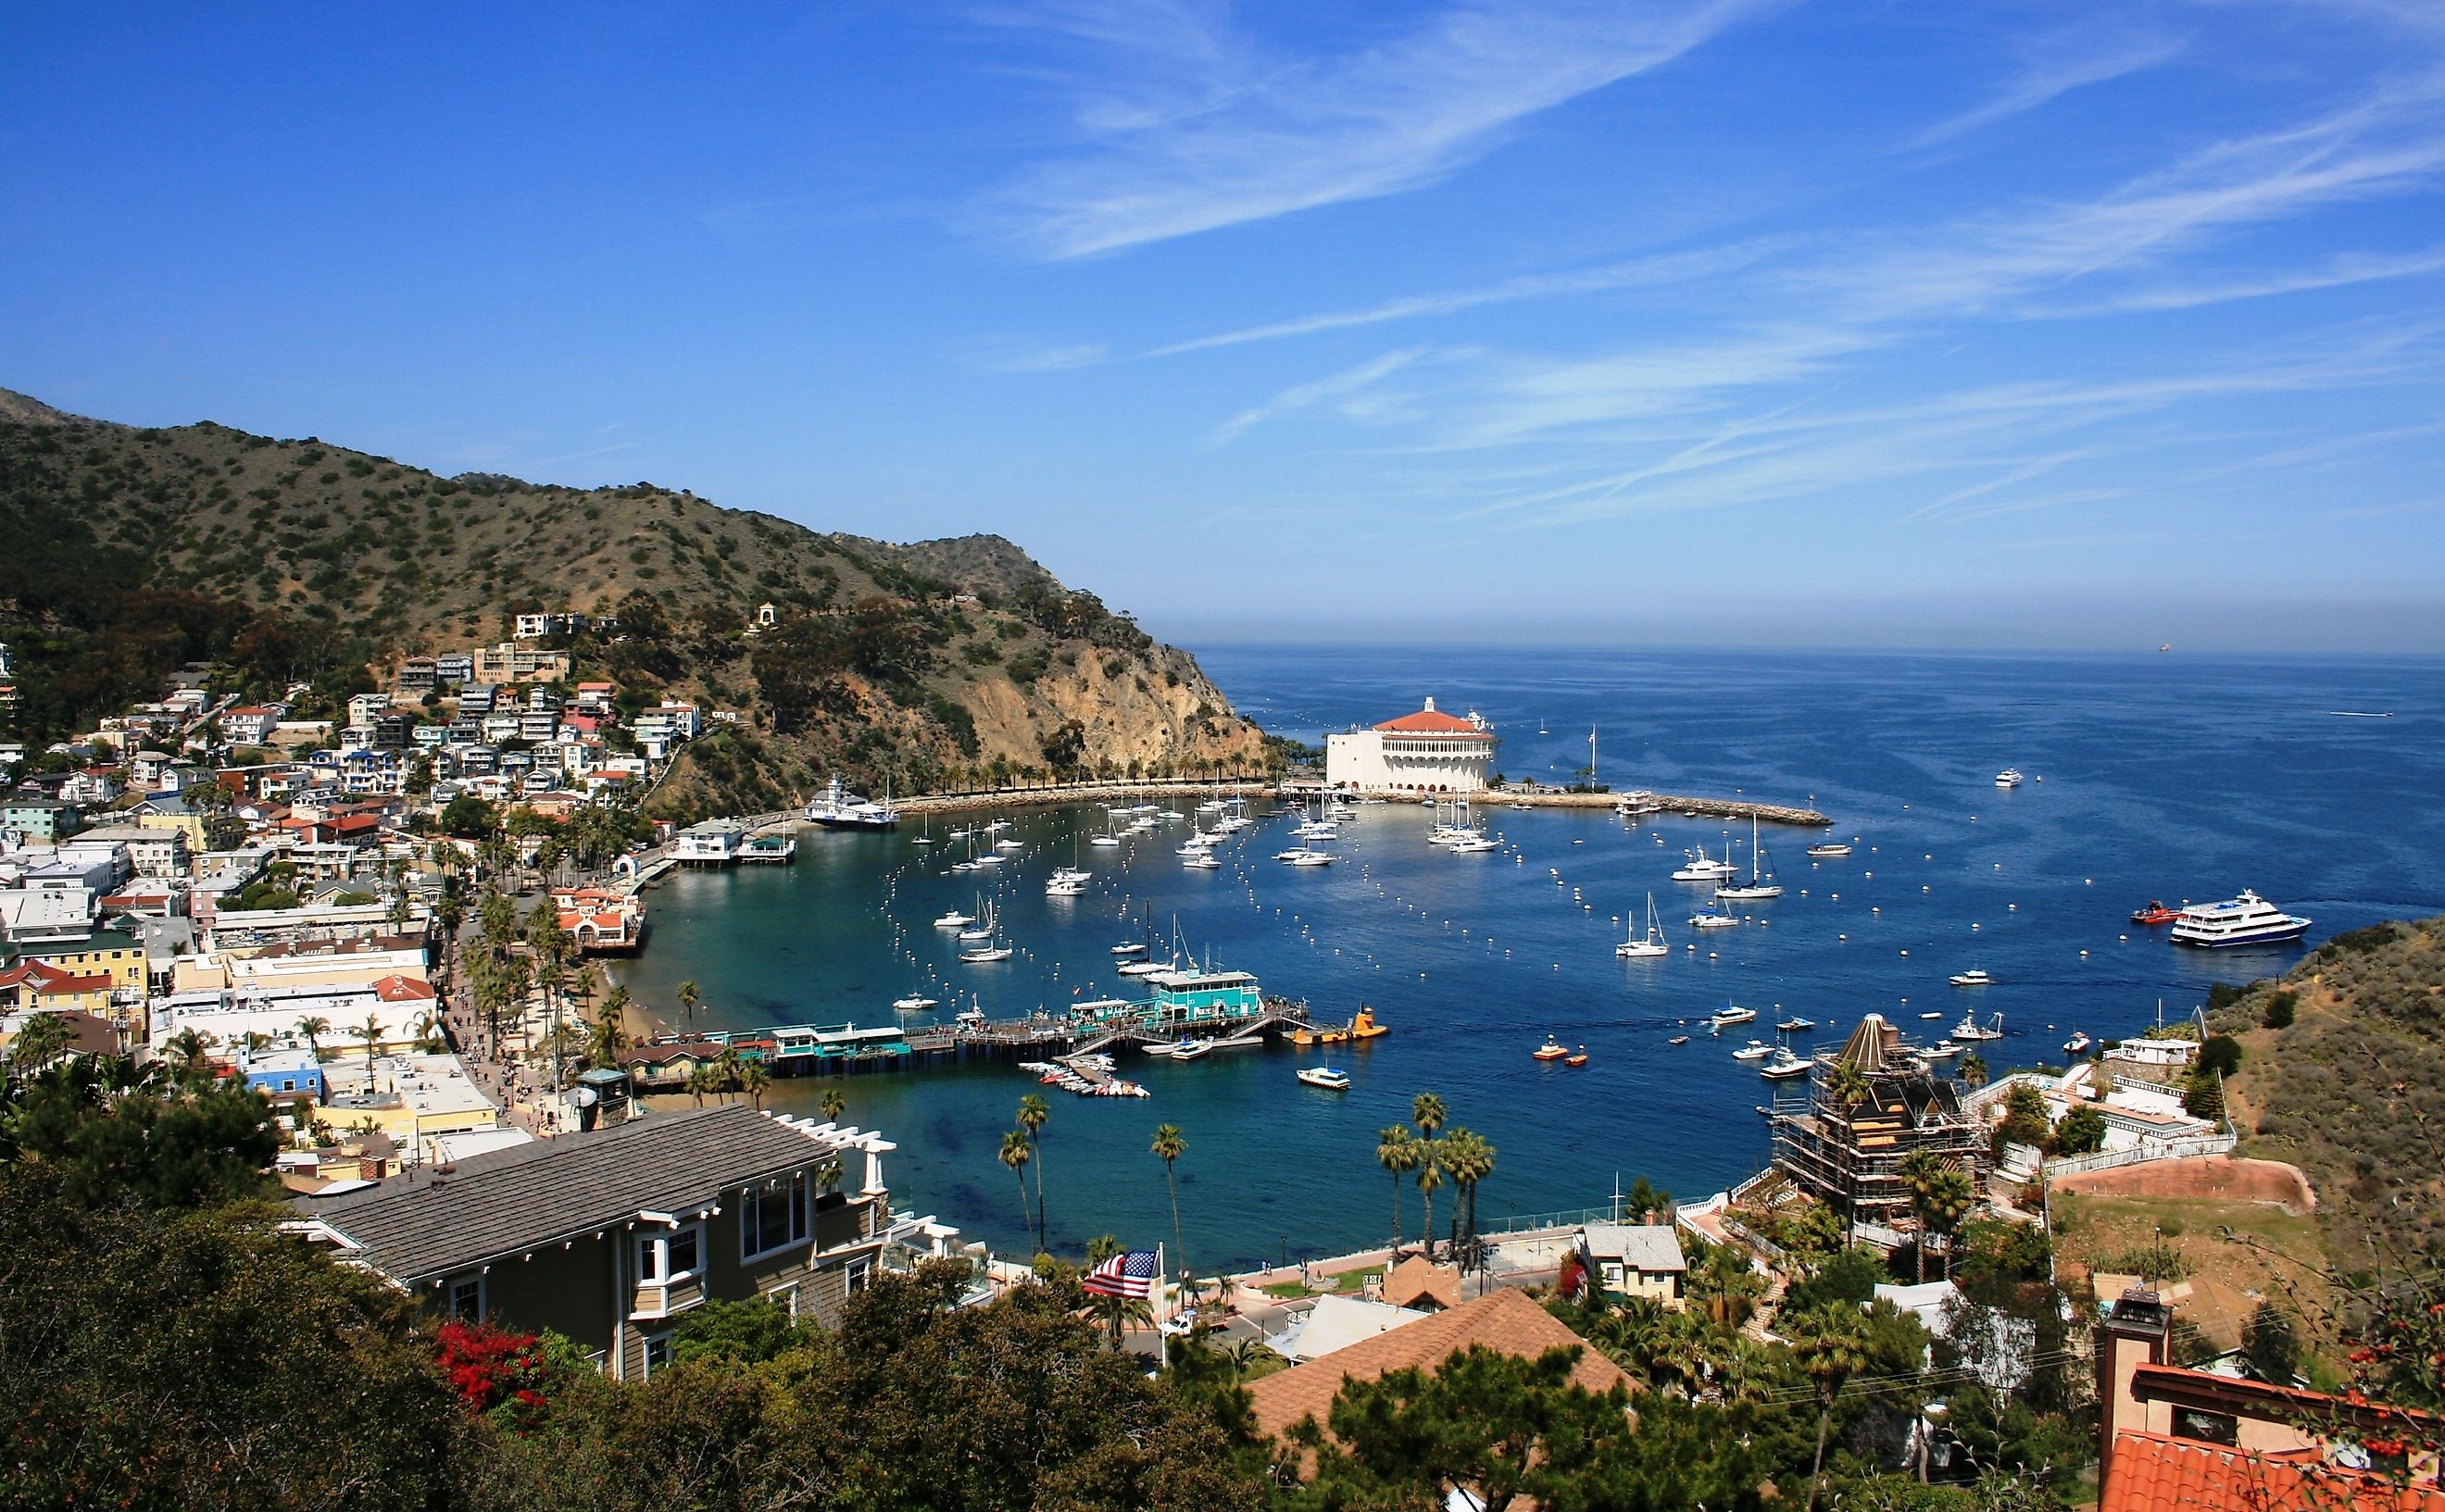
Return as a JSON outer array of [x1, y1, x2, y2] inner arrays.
[[2096, 1288, 2171, 1483]]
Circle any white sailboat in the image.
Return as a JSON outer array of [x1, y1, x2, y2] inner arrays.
[[1714, 817, 1783, 901], [1616, 893, 1670, 958]]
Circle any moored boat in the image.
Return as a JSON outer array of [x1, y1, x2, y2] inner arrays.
[[1710, 1005, 1758, 1027], [1533, 1036, 1571, 1061], [1760, 1047, 1811, 1079], [2129, 899, 2180, 926], [1950, 968, 1992, 987], [1731, 1040, 1774, 1061], [2168, 890, 2311, 948], [1297, 1066, 1352, 1090]]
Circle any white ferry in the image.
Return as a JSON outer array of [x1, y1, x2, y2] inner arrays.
[[805, 774, 899, 830], [2169, 889, 2311, 948]]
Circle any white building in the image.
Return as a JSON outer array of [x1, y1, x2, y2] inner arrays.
[[1323, 698, 1498, 795]]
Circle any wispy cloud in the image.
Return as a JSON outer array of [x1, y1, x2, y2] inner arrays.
[[1909, 30, 2186, 148], [1208, 348, 1428, 446], [983, 0, 1771, 258]]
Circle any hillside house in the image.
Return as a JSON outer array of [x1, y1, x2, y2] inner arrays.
[[1572, 1222, 1689, 1307]]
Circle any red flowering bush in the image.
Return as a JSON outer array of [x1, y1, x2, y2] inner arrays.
[[434, 1318, 547, 1431]]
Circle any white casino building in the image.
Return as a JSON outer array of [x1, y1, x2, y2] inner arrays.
[[1324, 698, 1498, 794]]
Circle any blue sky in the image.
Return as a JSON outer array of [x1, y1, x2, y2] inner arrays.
[[6, 3, 2444, 650]]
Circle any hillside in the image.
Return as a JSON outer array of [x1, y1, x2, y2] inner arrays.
[[0, 388, 1270, 816], [2205, 916, 2445, 1273]]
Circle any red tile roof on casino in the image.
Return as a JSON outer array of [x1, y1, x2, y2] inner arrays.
[[1373, 706, 1487, 736]]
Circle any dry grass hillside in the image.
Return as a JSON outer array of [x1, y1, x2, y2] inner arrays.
[[2204, 915, 2445, 1274], [0, 388, 1269, 816]]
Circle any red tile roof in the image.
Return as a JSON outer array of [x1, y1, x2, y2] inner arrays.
[[1247, 1286, 1626, 1442], [1374, 706, 1486, 735], [0, 959, 116, 995], [2102, 1432, 2445, 1512], [370, 975, 436, 1002]]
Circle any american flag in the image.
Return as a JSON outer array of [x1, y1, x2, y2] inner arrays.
[[1082, 1249, 1160, 1298]]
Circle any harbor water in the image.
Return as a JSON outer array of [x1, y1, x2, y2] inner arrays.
[[610, 646, 2445, 1271]]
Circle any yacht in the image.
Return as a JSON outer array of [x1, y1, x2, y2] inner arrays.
[[1730, 1040, 1774, 1061], [958, 904, 997, 942], [1952, 1012, 2004, 1042], [2063, 1031, 2094, 1057], [1688, 908, 1740, 930], [1670, 845, 1737, 882], [1917, 1040, 1963, 1060], [1775, 1014, 1815, 1032], [805, 775, 900, 830], [1805, 842, 1853, 858], [1612, 790, 1662, 817], [995, 837, 1024, 852], [2169, 890, 2312, 948], [1710, 1005, 1758, 1027], [1044, 877, 1087, 897], [890, 993, 938, 1013], [1448, 831, 1503, 854], [933, 907, 974, 929], [1183, 853, 1222, 869], [1277, 845, 1335, 867], [1297, 1066, 1351, 1091], [1950, 968, 1993, 987], [1616, 893, 1671, 958], [1760, 1047, 1811, 1079], [1714, 818, 1783, 900], [1994, 768, 2025, 789]]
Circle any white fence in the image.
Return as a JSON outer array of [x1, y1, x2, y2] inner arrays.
[[2040, 1131, 2237, 1180]]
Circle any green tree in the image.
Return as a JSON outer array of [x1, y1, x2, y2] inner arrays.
[[1150, 1122, 1188, 1295], [998, 1128, 1034, 1239], [676, 980, 702, 1023], [1017, 1093, 1050, 1254], [1415, 1152, 1446, 1262], [2242, 1300, 2298, 1385], [738, 1061, 770, 1111], [1439, 1126, 1496, 1276], [1376, 1124, 1419, 1255], [2051, 1104, 2107, 1156], [352, 1011, 384, 1074], [1791, 1304, 1872, 1512], [1826, 1059, 1870, 1111], [6, 1011, 76, 1073], [821, 1085, 846, 1124]]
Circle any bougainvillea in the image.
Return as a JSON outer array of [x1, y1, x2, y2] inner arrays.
[[434, 1318, 546, 1431]]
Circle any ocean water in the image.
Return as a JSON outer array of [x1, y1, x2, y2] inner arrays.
[[610, 646, 2445, 1272]]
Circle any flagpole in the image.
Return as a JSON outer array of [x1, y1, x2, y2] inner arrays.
[[1158, 1241, 1168, 1323]]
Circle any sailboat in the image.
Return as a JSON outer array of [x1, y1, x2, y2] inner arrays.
[[1090, 813, 1122, 848], [958, 899, 997, 941], [912, 811, 934, 847], [1714, 817, 1783, 901], [1616, 893, 1670, 957], [957, 904, 1013, 962]]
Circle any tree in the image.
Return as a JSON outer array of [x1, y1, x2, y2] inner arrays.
[[821, 1086, 846, 1124], [1150, 1122, 1188, 1294], [1376, 1125, 1419, 1254], [352, 1012, 384, 1073], [1790, 1303, 1873, 1512], [1017, 1093, 1050, 1254], [2051, 1103, 2107, 1156], [998, 1128, 1034, 1239], [1960, 1051, 1989, 1089], [676, 980, 702, 1023], [1439, 1126, 1496, 1277], [1827, 1059, 1870, 1111], [1415, 1153, 1446, 1262], [2198, 1033, 2244, 1078], [684, 1062, 719, 1107], [738, 1061, 770, 1111], [1921, 1168, 1975, 1281], [1411, 1091, 1447, 1143], [438, 793, 499, 839], [2242, 1301, 2298, 1384], [1900, 1149, 1946, 1284], [7, 1011, 75, 1073]]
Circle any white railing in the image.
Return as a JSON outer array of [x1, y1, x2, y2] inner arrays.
[[2040, 1131, 2237, 1179]]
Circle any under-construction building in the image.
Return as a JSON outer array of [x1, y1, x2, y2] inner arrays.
[[1769, 1013, 1987, 1239]]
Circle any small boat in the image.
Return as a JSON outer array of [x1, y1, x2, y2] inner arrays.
[[1667, 1034, 1690, 1045], [1288, 849, 1335, 867], [1183, 853, 1222, 869], [1297, 1066, 1351, 1091], [959, 903, 997, 942], [1157, 1038, 1213, 1061], [1918, 1040, 1963, 1059], [1044, 878, 1086, 896], [2129, 899, 2180, 926], [1731, 1040, 1774, 1061], [2063, 1031, 2094, 1057], [1710, 1005, 1757, 1027], [1533, 1036, 1571, 1061], [1117, 957, 1175, 978], [1563, 1050, 1589, 1068], [1995, 768, 2025, 788], [1953, 1012, 2004, 1042], [1775, 1014, 1815, 1032], [1950, 968, 1993, 988], [891, 994, 939, 1012], [1112, 942, 1147, 957], [958, 945, 1014, 964], [1919, 1011, 1944, 1020], [1448, 834, 1502, 854], [1616, 893, 1671, 958], [934, 909, 974, 929], [1688, 909, 1739, 930], [1760, 1048, 1811, 1079], [1806, 842, 1853, 858]]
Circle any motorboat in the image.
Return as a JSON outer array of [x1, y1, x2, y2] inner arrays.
[[891, 994, 939, 1012], [1917, 1040, 1963, 1060], [2169, 890, 2312, 948], [1290, 1006, 1387, 1046], [1183, 853, 1222, 869], [1953, 1012, 2003, 1042], [1760, 1048, 1811, 1079], [1667, 1034, 1690, 1045], [1688, 909, 1740, 930], [1111, 942, 1147, 956], [1297, 1066, 1351, 1090], [1044, 877, 1087, 896], [1616, 893, 1671, 958], [934, 909, 974, 929], [1448, 834, 1502, 854], [1995, 768, 2025, 788], [1806, 842, 1853, 858], [1117, 957, 1175, 978], [995, 837, 1024, 851], [805, 774, 900, 830], [1146, 1037, 1212, 1061], [1533, 1036, 1572, 1061], [1730, 1040, 1774, 1061], [1775, 1014, 1815, 1032], [2130, 899, 2181, 926], [1710, 1005, 1758, 1027], [1670, 845, 1737, 882], [2063, 1031, 2094, 1057], [1563, 1050, 1589, 1068], [1714, 817, 1783, 900], [1950, 968, 1993, 987], [1285, 848, 1335, 867]]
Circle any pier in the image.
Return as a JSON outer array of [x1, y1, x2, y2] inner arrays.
[[1497, 791, 1832, 827]]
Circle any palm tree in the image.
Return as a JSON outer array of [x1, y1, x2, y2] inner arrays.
[[295, 1015, 331, 1061], [1960, 1051, 1989, 1090], [1439, 1127, 1496, 1279], [352, 1012, 384, 1074], [998, 1129, 1034, 1239], [820, 1086, 846, 1124], [1415, 1153, 1446, 1261], [1923, 1168, 1975, 1281], [684, 1062, 718, 1107], [1899, 1148, 1945, 1283], [714, 1047, 746, 1103], [1411, 1091, 1447, 1142], [739, 1062, 770, 1111], [7, 1010, 74, 1072], [1826, 1059, 1870, 1111], [1375, 1126, 1418, 1255], [1017, 1093, 1050, 1252], [1150, 1122, 1188, 1291], [675, 980, 702, 1023], [1793, 1306, 1871, 1512], [411, 1011, 445, 1053], [165, 1028, 211, 1081]]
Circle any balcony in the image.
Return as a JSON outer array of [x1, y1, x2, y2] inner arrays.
[[629, 1273, 706, 1320]]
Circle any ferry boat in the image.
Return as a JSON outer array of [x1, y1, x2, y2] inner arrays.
[[1950, 968, 1993, 987], [1710, 1005, 1758, 1027], [2129, 899, 2181, 925], [1297, 1066, 1351, 1090], [2063, 1031, 2094, 1056], [1613, 790, 1662, 817], [2169, 890, 2311, 948], [805, 774, 899, 830], [1533, 1036, 1572, 1061], [1994, 768, 2025, 789], [1805, 842, 1853, 858], [1617, 893, 1671, 958], [1730, 1040, 1774, 1061], [1760, 1047, 1811, 1079]]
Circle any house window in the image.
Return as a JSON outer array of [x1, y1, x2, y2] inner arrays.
[[741, 1173, 810, 1261], [641, 1331, 672, 1377], [446, 1275, 483, 1320], [846, 1256, 873, 1294], [765, 1284, 799, 1318], [636, 1223, 705, 1283], [2173, 1408, 2238, 1446]]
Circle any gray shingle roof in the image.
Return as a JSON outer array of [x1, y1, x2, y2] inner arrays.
[[303, 1105, 836, 1282], [1578, 1222, 1688, 1272]]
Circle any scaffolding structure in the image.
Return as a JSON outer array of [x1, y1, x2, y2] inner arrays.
[[1770, 1014, 1987, 1239]]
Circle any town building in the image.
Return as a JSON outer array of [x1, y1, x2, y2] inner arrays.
[[1323, 698, 1498, 794], [292, 1105, 939, 1379], [1572, 1222, 1689, 1307], [673, 819, 747, 865], [0, 795, 82, 844], [470, 643, 572, 685], [433, 652, 475, 687], [1769, 1014, 1987, 1244], [513, 611, 587, 640]]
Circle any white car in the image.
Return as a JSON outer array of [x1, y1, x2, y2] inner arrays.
[[1158, 1309, 1199, 1339]]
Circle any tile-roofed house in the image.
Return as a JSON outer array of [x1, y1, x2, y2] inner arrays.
[[1248, 1286, 1628, 1443], [2101, 1432, 2445, 1512], [1381, 1255, 1461, 1312], [295, 1105, 915, 1379]]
